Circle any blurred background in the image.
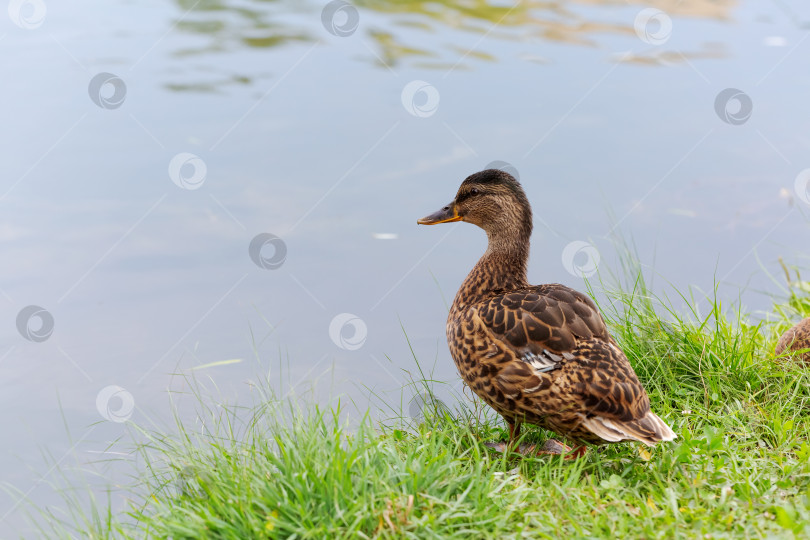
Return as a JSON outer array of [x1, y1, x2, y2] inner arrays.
[[1, 0, 809, 534]]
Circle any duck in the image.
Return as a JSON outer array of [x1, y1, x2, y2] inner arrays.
[[417, 169, 675, 457], [775, 317, 810, 362]]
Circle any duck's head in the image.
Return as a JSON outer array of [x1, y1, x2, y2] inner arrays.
[[417, 169, 533, 242]]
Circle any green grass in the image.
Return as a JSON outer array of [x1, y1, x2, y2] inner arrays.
[[33, 266, 810, 539]]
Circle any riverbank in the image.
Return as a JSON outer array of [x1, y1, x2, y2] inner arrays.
[[37, 272, 810, 538]]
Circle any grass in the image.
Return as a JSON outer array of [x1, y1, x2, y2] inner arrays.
[[31, 263, 810, 539]]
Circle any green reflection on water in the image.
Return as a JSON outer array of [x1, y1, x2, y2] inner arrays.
[[169, 0, 735, 89]]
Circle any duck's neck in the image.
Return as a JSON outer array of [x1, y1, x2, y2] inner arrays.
[[451, 230, 531, 313]]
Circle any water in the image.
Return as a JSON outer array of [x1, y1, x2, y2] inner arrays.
[[1, 0, 809, 534]]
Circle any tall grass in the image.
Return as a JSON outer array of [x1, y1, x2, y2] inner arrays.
[[28, 263, 810, 538]]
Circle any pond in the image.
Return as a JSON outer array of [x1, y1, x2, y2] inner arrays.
[[1, 0, 809, 533]]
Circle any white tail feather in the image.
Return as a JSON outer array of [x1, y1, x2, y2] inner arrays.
[[578, 411, 676, 446]]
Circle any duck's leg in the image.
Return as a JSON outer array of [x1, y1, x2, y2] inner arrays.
[[507, 420, 521, 450], [483, 419, 521, 454]]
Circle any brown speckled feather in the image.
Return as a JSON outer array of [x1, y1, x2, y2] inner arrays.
[[475, 284, 609, 353], [776, 317, 810, 363]]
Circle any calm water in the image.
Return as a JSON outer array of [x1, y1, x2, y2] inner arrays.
[[2, 0, 809, 534]]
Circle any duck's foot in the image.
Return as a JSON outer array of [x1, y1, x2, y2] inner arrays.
[[484, 441, 521, 453], [535, 439, 570, 455], [535, 439, 587, 460], [565, 445, 588, 460], [484, 439, 587, 459], [484, 441, 540, 454]]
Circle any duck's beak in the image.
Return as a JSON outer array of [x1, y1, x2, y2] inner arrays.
[[417, 202, 461, 225]]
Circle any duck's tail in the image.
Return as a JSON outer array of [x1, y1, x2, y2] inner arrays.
[[578, 411, 677, 446]]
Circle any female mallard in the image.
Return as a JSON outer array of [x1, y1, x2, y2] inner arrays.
[[417, 169, 675, 456], [776, 318, 810, 362]]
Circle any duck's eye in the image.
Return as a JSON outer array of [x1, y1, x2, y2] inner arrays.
[[470, 188, 480, 196]]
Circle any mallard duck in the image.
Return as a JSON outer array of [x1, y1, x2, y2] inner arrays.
[[775, 317, 810, 362], [417, 169, 675, 456]]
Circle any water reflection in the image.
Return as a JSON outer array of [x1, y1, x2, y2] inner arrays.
[[175, 0, 312, 49], [170, 0, 737, 87]]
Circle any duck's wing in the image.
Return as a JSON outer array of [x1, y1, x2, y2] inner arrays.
[[472, 284, 674, 443], [473, 283, 611, 363]]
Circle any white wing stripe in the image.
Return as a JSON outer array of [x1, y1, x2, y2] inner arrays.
[[521, 349, 564, 373]]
